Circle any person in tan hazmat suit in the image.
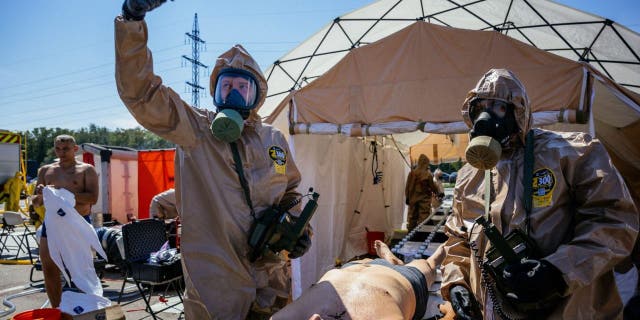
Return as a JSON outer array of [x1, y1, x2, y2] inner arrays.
[[149, 188, 178, 220], [405, 154, 438, 231], [115, 1, 312, 318], [438, 69, 638, 319]]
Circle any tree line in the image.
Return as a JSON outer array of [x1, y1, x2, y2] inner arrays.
[[21, 124, 174, 168]]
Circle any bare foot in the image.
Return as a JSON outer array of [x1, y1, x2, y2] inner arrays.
[[374, 240, 404, 265]]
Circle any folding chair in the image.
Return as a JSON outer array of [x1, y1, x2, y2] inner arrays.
[[0, 211, 37, 263], [117, 219, 183, 319]]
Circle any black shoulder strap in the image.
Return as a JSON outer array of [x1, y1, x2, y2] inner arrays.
[[523, 130, 535, 235], [230, 142, 256, 218]]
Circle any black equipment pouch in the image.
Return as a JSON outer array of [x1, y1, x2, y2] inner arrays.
[[247, 206, 282, 262], [247, 191, 319, 262], [478, 215, 538, 279]]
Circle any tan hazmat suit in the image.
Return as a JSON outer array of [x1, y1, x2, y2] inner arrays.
[[405, 154, 438, 230], [149, 188, 178, 219], [440, 69, 639, 319], [115, 17, 302, 319]]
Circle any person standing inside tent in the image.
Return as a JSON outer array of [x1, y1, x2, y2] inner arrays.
[[431, 168, 445, 212], [438, 69, 638, 319], [405, 154, 438, 231], [31, 134, 99, 308], [115, 1, 311, 319]]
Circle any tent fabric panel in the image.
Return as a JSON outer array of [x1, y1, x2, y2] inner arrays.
[[409, 133, 468, 165], [291, 134, 407, 296], [260, 0, 640, 122], [592, 81, 640, 128], [137, 149, 175, 220], [593, 119, 640, 204], [288, 22, 587, 126]]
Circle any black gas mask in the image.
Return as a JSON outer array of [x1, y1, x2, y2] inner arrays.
[[465, 99, 519, 169]]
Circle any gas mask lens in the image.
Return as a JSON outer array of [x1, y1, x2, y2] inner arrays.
[[469, 99, 509, 122], [213, 69, 259, 110]]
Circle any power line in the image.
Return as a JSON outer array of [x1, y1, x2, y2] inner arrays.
[[0, 44, 185, 91], [0, 56, 182, 101], [8, 80, 184, 129], [3, 67, 183, 118]]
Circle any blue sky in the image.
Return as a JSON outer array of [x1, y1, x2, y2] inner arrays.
[[0, 0, 638, 132]]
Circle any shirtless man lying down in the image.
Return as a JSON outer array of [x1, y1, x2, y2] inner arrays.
[[271, 240, 445, 320]]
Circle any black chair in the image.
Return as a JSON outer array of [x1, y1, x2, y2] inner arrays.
[[117, 219, 183, 319]]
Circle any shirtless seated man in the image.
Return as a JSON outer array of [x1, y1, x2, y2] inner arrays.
[[271, 240, 445, 320]]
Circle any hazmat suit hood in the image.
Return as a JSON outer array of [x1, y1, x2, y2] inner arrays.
[[417, 154, 430, 171], [210, 45, 267, 123], [461, 69, 532, 144]]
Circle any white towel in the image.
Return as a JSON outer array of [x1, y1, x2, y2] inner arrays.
[[43, 187, 107, 296], [60, 291, 111, 315]]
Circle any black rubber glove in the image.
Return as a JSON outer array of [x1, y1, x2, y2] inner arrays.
[[288, 232, 311, 259], [122, 0, 167, 21], [449, 285, 482, 320], [501, 259, 566, 303]]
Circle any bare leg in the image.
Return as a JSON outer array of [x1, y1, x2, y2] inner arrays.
[[40, 237, 62, 307], [374, 240, 404, 265], [406, 243, 446, 288]]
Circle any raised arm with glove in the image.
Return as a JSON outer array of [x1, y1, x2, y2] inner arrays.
[[122, 0, 168, 21]]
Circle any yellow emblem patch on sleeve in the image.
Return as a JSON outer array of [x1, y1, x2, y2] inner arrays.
[[532, 168, 555, 208], [268, 146, 287, 175]]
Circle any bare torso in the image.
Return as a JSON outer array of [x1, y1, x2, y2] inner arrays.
[[37, 162, 97, 215], [273, 261, 416, 320]]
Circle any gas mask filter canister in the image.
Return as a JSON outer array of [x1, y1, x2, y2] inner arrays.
[[465, 100, 517, 169], [210, 108, 244, 143], [465, 135, 502, 170]]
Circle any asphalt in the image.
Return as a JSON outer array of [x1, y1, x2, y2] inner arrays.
[[0, 224, 183, 320]]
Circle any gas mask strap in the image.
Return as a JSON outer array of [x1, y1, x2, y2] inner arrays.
[[522, 130, 535, 236], [484, 169, 491, 221], [230, 141, 256, 219]]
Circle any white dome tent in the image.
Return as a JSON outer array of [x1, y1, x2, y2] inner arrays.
[[257, 0, 640, 297]]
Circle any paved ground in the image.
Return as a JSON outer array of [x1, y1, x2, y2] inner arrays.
[[0, 224, 183, 320], [2, 195, 453, 320]]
